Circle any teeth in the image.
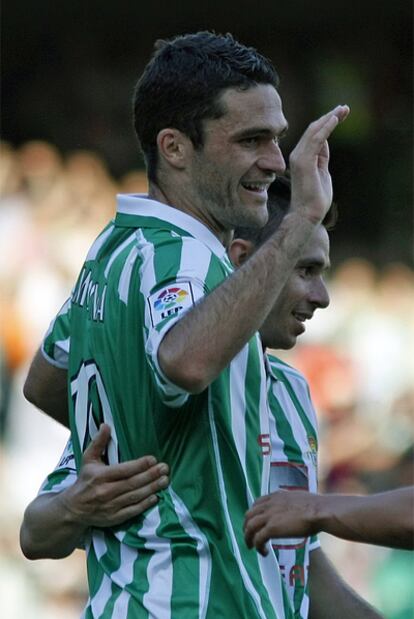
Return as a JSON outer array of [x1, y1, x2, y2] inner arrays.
[[293, 313, 307, 322], [243, 183, 266, 191]]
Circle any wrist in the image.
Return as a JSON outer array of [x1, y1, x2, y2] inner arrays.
[[57, 488, 90, 532], [309, 492, 334, 535]]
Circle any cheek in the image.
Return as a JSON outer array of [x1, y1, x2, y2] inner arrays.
[[288, 281, 306, 303]]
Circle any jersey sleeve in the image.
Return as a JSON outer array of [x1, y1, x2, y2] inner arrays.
[[138, 232, 228, 406], [309, 534, 320, 551], [37, 439, 88, 549], [41, 298, 72, 369], [38, 438, 77, 495]]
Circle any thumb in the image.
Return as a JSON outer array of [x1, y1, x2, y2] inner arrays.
[[82, 423, 112, 464]]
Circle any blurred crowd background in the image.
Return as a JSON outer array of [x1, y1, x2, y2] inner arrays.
[[1, 0, 413, 617]]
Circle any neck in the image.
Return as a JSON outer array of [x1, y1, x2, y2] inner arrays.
[[148, 181, 233, 248]]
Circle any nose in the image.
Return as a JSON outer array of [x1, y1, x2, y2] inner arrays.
[[258, 142, 286, 175], [311, 278, 330, 309]]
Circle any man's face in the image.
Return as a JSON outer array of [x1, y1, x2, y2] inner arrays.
[[189, 84, 288, 232], [259, 225, 331, 350]]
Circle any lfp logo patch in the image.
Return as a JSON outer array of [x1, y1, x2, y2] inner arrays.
[[148, 282, 194, 326], [155, 287, 188, 311]]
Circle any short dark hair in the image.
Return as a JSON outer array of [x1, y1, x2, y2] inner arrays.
[[133, 31, 279, 182], [234, 174, 338, 247]]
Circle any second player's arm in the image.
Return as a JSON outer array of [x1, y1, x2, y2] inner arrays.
[[23, 348, 69, 427], [308, 548, 384, 619], [20, 425, 169, 560], [244, 487, 414, 551]]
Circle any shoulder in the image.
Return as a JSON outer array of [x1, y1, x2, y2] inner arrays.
[[267, 352, 309, 388]]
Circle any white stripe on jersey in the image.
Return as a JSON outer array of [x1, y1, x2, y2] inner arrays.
[[257, 551, 288, 619], [256, 340, 272, 498], [89, 530, 112, 616], [110, 533, 136, 590], [91, 572, 113, 618], [207, 390, 282, 619], [93, 529, 108, 561], [169, 487, 212, 619], [107, 537, 138, 618], [71, 364, 90, 463], [269, 360, 318, 429], [141, 506, 173, 618], [104, 233, 136, 278], [118, 244, 140, 304], [229, 346, 249, 498], [271, 382, 313, 469], [112, 590, 131, 619], [178, 236, 213, 293], [300, 594, 310, 619], [86, 224, 115, 261]]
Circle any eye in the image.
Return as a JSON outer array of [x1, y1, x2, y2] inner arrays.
[[241, 136, 259, 146], [298, 266, 314, 279]]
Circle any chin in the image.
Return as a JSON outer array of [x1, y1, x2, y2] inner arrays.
[[281, 337, 296, 350], [237, 201, 268, 227]]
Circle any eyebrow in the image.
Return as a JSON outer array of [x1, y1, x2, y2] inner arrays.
[[232, 123, 289, 141], [298, 258, 331, 271]]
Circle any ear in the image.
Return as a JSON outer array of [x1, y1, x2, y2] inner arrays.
[[228, 238, 254, 268], [156, 128, 191, 170]]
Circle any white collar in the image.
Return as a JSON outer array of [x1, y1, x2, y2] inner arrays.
[[116, 193, 227, 260]]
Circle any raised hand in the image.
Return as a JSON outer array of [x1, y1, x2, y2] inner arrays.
[[289, 105, 350, 224]]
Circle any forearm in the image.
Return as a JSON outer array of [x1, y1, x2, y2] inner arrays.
[[23, 348, 69, 427], [20, 492, 88, 560], [159, 210, 316, 391], [309, 548, 383, 619], [315, 488, 414, 550]]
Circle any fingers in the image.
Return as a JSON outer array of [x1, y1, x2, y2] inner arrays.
[[305, 105, 350, 137], [333, 104, 350, 122], [291, 105, 350, 161], [244, 510, 267, 544], [111, 468, 169, 510], [82, 423, 112, 463], [107, 493, 160, 525], [113, 462, 169, 499], [96, 470, 170, 526], [102, 455, 160, 482], [73, 460, 170, 527]]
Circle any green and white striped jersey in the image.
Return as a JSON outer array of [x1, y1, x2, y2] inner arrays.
[[41, 194, 292, 619], [41, 311, 320, 618], [39, 351, 320, 619], [266, 354, 320, 619]]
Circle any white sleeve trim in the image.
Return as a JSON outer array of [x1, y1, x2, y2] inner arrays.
[[41, 339, 69, 370]]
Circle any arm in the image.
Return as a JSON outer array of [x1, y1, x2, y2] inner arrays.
[[308, 548, 383, 619], [158, 106, 349, 392], [23, 347, 69, 427], [20, 424, 169, 559], [244, 487, 414, 552]]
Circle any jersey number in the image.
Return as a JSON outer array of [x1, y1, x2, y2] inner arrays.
[[70, 361, 118, 464]]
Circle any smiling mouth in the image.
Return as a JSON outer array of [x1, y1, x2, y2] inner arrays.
[[292, 312, 312, 323], [241, 182, 270, 193]]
